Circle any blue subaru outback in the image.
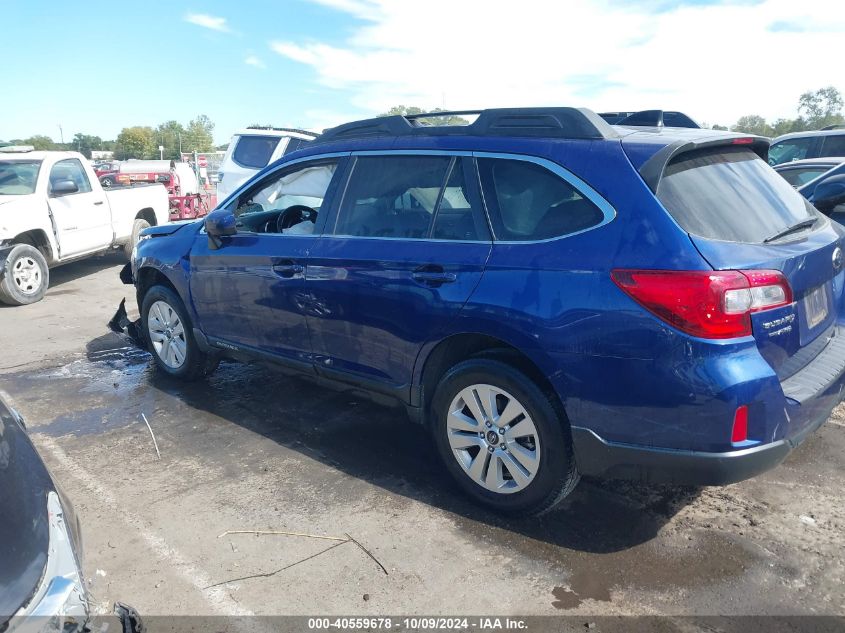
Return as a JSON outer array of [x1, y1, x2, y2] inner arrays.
[[120, 108, 845, 516]]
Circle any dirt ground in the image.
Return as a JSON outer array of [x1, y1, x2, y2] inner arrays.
[[1, 252, 844, 621]]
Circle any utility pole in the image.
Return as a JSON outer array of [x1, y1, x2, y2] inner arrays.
[[58, 124, 64, 144]]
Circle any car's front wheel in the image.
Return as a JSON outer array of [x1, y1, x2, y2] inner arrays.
[[0, 243, 50, 305], [431, 359, 579, 516], [141, 284, 218, 380]]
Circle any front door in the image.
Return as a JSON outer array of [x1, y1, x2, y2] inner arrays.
[[46, 158, 110, 257], [188, 157, 344, 367], [306, 154, 492, 397]]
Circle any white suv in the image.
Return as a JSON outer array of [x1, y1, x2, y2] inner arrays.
[[217, 127, 317, 201]]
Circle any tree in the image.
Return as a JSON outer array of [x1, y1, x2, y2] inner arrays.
[[71, 133, 103, 159], [115, 126, 156, 160], [378, 105, 469, 126], [183, 115, 215, 153], [798, 86, 844, 129], [731, 115, 774, 137], [156, 120, 186, 160], [23, 135, 57, 151]]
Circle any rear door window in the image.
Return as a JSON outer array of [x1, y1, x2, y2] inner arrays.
[[657, 147, 819, 243], [477, 158, 604, 241], [334, 155, 450, 239], [820, 135, 845, 158], [232, 136, 282, 169]]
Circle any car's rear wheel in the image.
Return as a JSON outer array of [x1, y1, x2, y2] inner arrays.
[[431, 359, 579, 516], [141, 284, 218, 380], [0, 244, 50, 306]]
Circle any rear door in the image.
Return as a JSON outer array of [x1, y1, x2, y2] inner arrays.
[[306, 153, 492, 398], [655, 146, 845, 382], [46, 158, 111, 257]]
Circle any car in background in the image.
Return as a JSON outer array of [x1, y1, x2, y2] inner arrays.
[[768, 127, 845, 166], [774, 157, 845, 188], [599, 110, 700, 128], [0, 392, 141, 631], [216, 127, 317, 202], [122, 107, 845, 516]]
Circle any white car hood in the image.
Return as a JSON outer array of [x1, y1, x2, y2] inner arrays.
[[0, 195, 36, 239]]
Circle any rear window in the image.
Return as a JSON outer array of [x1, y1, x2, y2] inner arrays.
[[232, 135, 281, 169], [657, 147, 818, 243]]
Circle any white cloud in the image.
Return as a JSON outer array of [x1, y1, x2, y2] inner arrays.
[[184, 13, 230, 32], [271, 0, 845, 127], [245, 55, 266, 69]]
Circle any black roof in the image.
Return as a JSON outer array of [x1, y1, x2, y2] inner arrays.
[[312, 107, 619, 145]]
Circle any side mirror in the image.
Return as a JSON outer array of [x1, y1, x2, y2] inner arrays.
[[51, 180, 78, 196], [812, 175, 845, 213], [205, 209, 237, 249]]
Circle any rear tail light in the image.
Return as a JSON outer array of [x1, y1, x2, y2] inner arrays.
[[611, 269, 792, 339], [731, 405, 749, 443]]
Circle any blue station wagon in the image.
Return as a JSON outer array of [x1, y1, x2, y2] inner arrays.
[[120, 108, 845, 515]]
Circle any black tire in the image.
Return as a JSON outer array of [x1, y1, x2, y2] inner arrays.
[[431, 359, 579, 516], [140, 284, 218, 380], [101, 176, 114, 188], [124, 218, 151, 260], [0, 244, 50, 306]]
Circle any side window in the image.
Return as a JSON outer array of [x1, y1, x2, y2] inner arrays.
[[768, 138, 814, 165], [431, 159, 485, 241], [820, 135, 845, 158], [232, 160, 338, 235], [232, 136, 281, 169], [334, 155, 451, 238], [49, 159, 92, 195], [477, 158, 604, 241]]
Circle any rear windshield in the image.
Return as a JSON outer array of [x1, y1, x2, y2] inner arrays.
[[232, 135, 281, 169], [0, 160, 41, 195], [657, 147, 819, 243]]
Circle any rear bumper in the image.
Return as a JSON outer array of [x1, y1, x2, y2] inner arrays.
[[572, 385, 839, 485]]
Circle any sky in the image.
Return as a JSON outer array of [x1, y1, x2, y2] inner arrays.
[[1, 0, 843, 145]]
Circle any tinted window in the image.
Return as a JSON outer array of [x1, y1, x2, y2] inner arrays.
[[284, 137, 307, 155], [478, 158, 603, 241], [820, 135, 845, 158], [0, 160, 40, 195], [658, 147, 819, 243], [778, 166, 831, 187], [768, 137, 814, 165], [334, 155, 451, 238], [49, 159, 91, 194], [431, 160, 484, 241], [232, 136, 281, 169]]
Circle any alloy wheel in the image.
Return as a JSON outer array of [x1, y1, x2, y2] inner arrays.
[[147, 300, 187, 369]]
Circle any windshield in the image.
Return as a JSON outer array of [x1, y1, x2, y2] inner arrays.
[[0, 160, 41, 195], [657, 147, 819, 243]]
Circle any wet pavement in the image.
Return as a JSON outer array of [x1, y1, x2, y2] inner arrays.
[[1, 256, 844, 617]]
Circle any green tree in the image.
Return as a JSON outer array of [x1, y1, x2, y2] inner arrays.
[[23, 135, 58, 150], [156, 120, 186, 160], [378, 105, 469, 126], [731, 115, 774, 137], [183, 114, 215, 152], [798, 86, 844, 129], [115, 126, 156, 159], [71, 133, 104, 159], [710, 124, 729, 131]]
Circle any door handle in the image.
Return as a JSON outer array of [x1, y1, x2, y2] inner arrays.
[[272, 260, 304, 278], [94, 201, 105, 206], [412, 266, 457, 285]]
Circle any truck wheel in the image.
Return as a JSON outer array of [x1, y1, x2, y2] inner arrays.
[[140, 284, 218, 380], [101, 176, 114, 188], [430, 359, 580, 516], [124, 218, 150, 261], [0, 244, 50, 306]]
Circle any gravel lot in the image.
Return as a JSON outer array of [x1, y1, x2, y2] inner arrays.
[[1, 253, 844, 620]]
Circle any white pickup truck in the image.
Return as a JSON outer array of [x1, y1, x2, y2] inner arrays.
[[0, 149, 170, 305]]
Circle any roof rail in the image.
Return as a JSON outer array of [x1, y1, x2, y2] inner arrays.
[[820, 124, 845, 131], [616, 110, 700, 129], [312, 107, 618, 145], [244, 126, 319, 137]]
